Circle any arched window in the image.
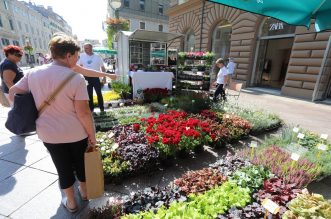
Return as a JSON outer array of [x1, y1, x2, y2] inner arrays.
[[211, 20, 231, 59], [184, 30, 195, 52]]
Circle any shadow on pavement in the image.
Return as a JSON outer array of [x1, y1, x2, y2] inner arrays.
[[0, 136, 27, 196]]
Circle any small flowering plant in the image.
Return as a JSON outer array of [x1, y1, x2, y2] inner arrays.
[[141, 110, 216, 157], [178, 51, 215, 65]]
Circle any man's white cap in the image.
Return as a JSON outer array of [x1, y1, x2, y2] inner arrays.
[[229, 57, 234, 61]]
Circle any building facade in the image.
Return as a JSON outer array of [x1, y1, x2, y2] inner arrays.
[[24, 3, 72, 36], [0, 0, 72, 66], [107, 0, 170, 33], [167, 0, 331, 101]]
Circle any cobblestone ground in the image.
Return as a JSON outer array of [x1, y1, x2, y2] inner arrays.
[[0, 89, 330, 218]]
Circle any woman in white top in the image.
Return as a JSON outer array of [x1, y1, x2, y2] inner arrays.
[[213, 58, 228, 102]]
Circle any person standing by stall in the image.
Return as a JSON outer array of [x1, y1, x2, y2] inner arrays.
[[213, 58, 228, 102], [78, 43, 106, 113]]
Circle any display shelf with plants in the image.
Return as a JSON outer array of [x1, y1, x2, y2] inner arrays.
[[176, 51, 215, 92]]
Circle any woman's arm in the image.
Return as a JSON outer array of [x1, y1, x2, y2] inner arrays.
[[72, 64, 117, 80], [3, 70, 16, 89], [8, 86, 27, 102]]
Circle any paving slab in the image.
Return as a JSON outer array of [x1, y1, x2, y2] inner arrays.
[[308, 181, 331, 199], [30, 155, 57, 175], [0, 134, 37, 159], [1, 141, 49, 166], [0, 167, 58, 217], [106, 170, 164, 195], [0, 160, 26, 182], [10, 180, 86, 219], [239, 90, 331, 139]]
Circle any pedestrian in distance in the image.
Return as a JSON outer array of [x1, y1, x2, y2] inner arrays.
[[213, 58, 229, 102], [226, 57, 236, 85], [78, 43, 106, 113], [0, 45, 24, 106], [9, 34, 96, 213]]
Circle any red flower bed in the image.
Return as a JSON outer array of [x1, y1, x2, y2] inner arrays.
[[141, 110, 217, 157], [143, 88, 168, 103]]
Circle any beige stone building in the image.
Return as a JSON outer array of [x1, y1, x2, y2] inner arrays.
[[167, 0, 331, 101]]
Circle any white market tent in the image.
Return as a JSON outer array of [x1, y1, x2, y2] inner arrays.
[[115, 30, 183, 83]]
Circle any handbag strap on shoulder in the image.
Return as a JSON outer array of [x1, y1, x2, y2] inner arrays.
[[38, 72, 76, 115]]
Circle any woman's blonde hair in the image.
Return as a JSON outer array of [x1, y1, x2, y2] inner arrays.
[[49, 34, 80, 59], [215, 58, 225, 65]]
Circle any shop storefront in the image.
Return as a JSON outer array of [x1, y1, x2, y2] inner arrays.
[[167, 0, 331, 101], [251, 18, 296, 89]]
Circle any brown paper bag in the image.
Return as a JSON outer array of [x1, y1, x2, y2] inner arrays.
[[84, 147, 104, 199]]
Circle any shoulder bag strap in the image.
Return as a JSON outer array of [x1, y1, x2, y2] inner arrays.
[[38, 72, 76, 115]]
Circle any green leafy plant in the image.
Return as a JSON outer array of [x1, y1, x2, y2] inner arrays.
[[283, 193, 331, 219], [111, 81, 131, 99], [122, 181, 251, 219], [230, 165, 271, 192], [161, 93, 211, 114]]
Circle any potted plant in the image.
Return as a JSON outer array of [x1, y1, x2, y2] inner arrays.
[[111, 81, 131, 100]]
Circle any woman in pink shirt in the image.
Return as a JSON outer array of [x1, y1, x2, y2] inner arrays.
[[9, 34, 95, 213]]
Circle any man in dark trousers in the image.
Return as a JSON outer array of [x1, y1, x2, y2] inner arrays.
[[78, 43, 106, 113]]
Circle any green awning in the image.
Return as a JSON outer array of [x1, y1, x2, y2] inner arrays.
[[208, 0, 331, 32], [93, 47, 117, 55], [151, 50, 166, 58]]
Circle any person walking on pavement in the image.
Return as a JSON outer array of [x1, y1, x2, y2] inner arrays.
[[9, 34, 96, 213], [78, 43, 106, 113], [0, 45, 24, 106], [213, 58, 228, 102]]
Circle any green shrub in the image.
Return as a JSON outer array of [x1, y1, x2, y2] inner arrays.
[[161, 93, 211, 114], [111, 81, 131, 99]]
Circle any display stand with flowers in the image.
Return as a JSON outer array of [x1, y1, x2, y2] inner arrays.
[[177, 52, 215, 91]]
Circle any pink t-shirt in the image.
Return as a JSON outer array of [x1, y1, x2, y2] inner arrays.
[[15, 62, 89, 143]]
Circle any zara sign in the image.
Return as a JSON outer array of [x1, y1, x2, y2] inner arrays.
[[269, 22, 284, 31]]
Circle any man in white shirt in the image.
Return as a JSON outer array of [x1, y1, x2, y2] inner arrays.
[[226, 57, 236, 84], [213, 58, 228, 102], [78, 43, 106, 112]]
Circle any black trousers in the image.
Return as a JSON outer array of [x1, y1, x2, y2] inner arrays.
[[44, 138, 88, 189], [213, 83, 226, 101], [87, 78, 104, 112]]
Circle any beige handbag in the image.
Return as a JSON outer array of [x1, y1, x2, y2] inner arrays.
[[0, 86, 10, 107]]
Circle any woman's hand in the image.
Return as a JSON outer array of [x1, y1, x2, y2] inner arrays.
[[86, 135, 96, 152]]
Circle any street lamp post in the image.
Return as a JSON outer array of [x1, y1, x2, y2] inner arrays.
[[109, 0, 122, 19], [24, 37, 34, 68]]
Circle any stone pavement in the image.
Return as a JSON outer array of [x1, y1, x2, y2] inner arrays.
[[0, 89, 331, 219]]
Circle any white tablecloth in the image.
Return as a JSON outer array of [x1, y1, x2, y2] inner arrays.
[[131, 71, 174, 98]]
